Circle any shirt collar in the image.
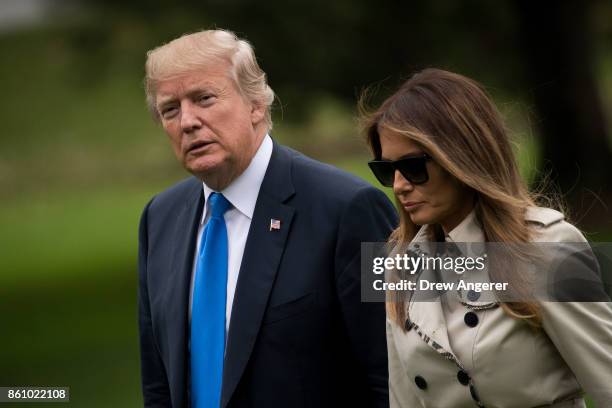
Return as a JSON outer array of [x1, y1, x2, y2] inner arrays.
[[201, 134, 273, 224], [411, 209, 484, 244]]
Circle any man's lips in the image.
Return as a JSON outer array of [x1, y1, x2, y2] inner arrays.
[[185, 140, 214, 154]]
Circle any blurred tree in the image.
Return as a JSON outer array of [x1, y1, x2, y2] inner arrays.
[[515, 0, 612, 228], [72, 0, 611, 226]]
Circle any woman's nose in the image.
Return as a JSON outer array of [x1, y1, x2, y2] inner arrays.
[[393, 170, 414, 195]]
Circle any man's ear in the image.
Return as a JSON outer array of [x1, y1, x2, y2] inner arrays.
[[250, 102, 266, 125]]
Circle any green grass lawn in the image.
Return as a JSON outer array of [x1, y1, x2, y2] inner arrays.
[[0, 186, 161, 407]]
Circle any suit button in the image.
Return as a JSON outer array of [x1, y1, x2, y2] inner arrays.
[[404, 319, 414, 332], [414, 375, 427, 390], [467, 290, 480, 301], [464, 311, 479, 327], [457, 370, 470, 386]]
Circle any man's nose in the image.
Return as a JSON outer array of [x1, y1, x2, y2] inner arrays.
[[180, 101, 202, 133], [393, 170, 414, 195]]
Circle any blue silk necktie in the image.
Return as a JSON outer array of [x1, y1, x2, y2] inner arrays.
[[191, 192, 231, 408]]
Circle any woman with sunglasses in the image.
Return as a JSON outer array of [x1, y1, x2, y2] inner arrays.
[[362, 68, 612, 407]]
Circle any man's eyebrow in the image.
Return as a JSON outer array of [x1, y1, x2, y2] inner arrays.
[[192, 82, 227, 95], [156, 83, 225, 108], [185, 87, 217, 99], [156, 95, 178, 108]]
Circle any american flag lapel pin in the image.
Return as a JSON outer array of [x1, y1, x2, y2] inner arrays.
[[269, 218, 281, 231]]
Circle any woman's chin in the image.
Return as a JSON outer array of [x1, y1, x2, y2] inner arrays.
[[407, 208, 436, 227], [408, 213, 427, 226]]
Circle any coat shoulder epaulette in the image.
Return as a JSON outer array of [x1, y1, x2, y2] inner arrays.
[[524, 206, 565, 227]]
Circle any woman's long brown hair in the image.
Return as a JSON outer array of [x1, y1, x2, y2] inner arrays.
[[360, 68, 548, 328]]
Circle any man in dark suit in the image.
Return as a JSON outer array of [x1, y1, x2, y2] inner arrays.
[[139, 29, 397, 408]]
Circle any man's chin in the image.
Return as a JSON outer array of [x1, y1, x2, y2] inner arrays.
[[183, 156, 224, 176], [184, 160, 223, 180]]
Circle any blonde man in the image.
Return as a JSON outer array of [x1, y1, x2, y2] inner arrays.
[[138, 29, 397, 408]]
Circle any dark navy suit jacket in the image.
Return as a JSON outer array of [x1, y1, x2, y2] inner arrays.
[[138, 142, 398, 407]]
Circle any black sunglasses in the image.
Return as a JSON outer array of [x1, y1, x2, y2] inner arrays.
[[368, 154, 432, 187]]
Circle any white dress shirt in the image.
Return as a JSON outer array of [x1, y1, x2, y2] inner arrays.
[[189, 134, 273, 333]]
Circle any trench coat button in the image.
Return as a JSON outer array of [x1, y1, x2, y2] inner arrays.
[[469, 384, 480, 402], [464, 311, 479, 327], [467, 290, 480, 302], [404, 319, 414, 332], [414, 375, 427, 390], [457, 370, 470, 386]]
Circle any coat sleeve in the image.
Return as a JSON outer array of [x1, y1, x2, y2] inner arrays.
[[541, 301, 612, 406], [540, 220, 612, 406], [138, 198, 172, 407], [334, 186, 398, 408]]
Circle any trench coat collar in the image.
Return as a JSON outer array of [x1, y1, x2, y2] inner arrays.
[[405, 209, 488, 370], [412, 209, 484, 245]]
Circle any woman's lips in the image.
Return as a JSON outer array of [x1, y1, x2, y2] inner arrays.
[[401, 201, 424, 210]]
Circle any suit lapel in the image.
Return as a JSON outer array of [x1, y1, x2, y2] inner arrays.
[[221, 143, 295, 407], [167, 179, 203, 406]]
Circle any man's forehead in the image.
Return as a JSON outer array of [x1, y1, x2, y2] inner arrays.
[[155, 68, 232, 101]]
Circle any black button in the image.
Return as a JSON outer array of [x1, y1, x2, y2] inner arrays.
[[404, 319, 414, 332], [469, 384, 480, 402], [457, 370, 470, 386], [447, 244, 460, 256], [467, 290, 480, 302], [414, 375, 427, 390], [464, 312, 479, 327]]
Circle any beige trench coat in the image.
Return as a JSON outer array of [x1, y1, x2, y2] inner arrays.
[[387, 207, 612, 408]]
